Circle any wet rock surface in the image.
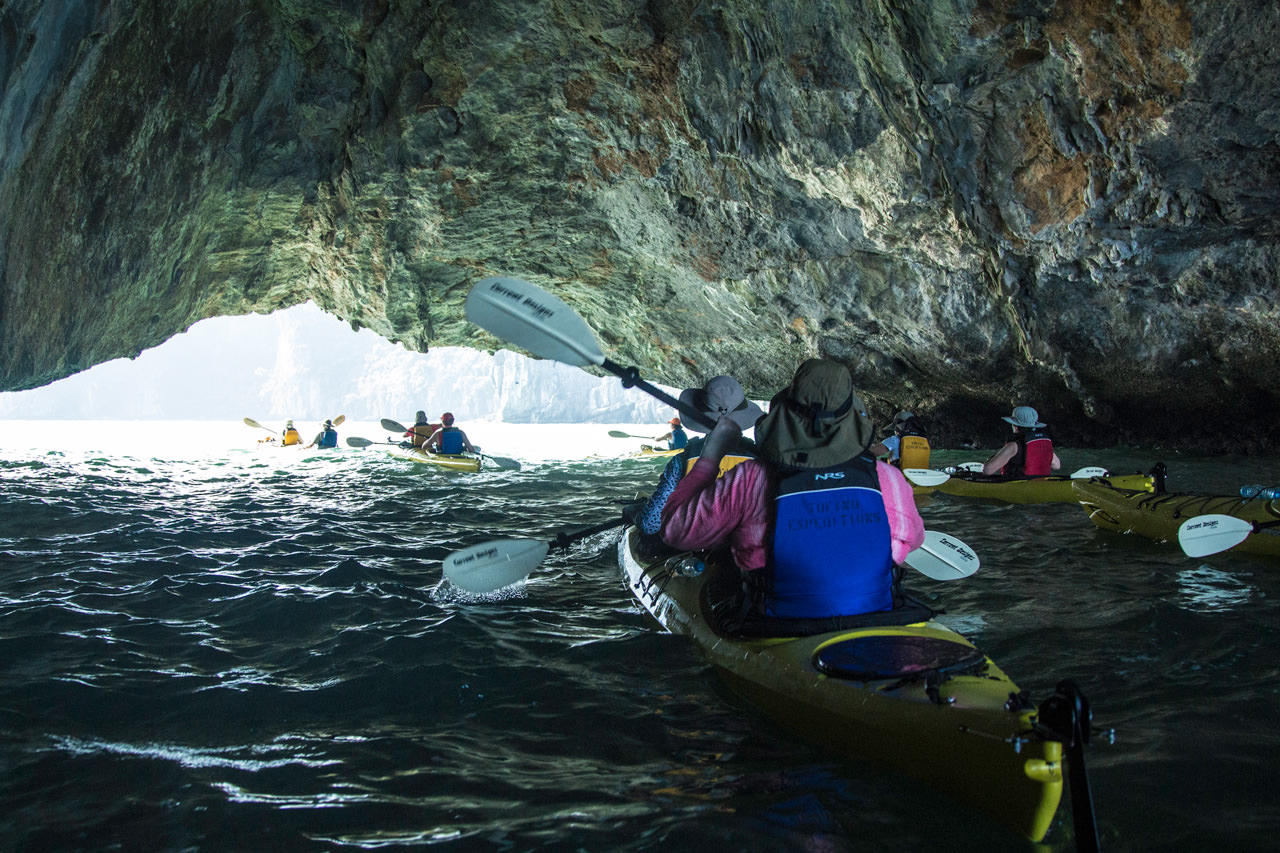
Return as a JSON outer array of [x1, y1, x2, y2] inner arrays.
[[1, 0, 1277, 450]]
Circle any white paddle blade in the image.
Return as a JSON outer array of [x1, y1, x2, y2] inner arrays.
[[902, 468, 950, 487], [1071, 466, 1109, 478], [955, 462, 985, 472], [1177, 515, 1254, 558], [443, 538, 551, 593], [904, 530, 981, 580], [466, 277, 605, 367]]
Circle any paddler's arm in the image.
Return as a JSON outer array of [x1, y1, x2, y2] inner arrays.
[[660, 417, 769, 571], [876, 461, 926, 564], [982, 441, 1016, 476]]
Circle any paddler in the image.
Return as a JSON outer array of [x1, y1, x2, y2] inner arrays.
[[632, 376, 763, 557], [660, 359, 924, 628], [981, 406, 1061, 476], [869, 411, 931, 469], [306, 419, 339, 449], [403, 411, 439, 448], [281, 419, 301, 446], [426, 412, 476, 455], [652, 417, 688, 451]]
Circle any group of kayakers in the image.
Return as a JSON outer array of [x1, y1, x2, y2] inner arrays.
[[277, 419, 339, 449], [634, 360, 1063, 633]]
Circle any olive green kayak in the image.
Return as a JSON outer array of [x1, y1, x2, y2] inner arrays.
[[618, 526, 1080, 842], [1073, 478, 1280, 557]]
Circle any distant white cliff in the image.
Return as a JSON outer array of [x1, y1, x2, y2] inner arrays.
[[0, 303, 680, 423]]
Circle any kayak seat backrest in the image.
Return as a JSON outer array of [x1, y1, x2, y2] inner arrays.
[[813, 635, 988, 682]]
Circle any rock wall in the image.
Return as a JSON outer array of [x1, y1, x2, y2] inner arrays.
[[1, 0, 1277, 449]]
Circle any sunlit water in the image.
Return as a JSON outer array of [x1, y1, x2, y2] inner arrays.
[[2, 420, 1279, 851]]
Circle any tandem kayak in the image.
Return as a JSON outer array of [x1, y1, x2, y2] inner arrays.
[[934, 470, 1157, 504], [384, 444, 482, 472], [1073, 478, 1280, 558], [618, 526, 1096, 843]]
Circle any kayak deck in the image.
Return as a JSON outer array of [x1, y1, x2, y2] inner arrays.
[[1074, 478, 1280, 557], [617, 527, 1065, 841], [383, 444, 482, 472], [936, 470, 1155, 503]]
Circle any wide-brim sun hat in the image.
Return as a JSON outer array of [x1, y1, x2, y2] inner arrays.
[[677, 375, 765, 433], [754, 359, 875, 469], [1002, 406, 1045, 429]]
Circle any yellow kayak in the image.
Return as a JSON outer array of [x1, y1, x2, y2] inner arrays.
[[936, 471, 1156, 503], [384, 444, 482, 472], [618, 526, 1080, 842]]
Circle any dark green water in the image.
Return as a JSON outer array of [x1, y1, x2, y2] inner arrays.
[[1, 438, 1278, 851]]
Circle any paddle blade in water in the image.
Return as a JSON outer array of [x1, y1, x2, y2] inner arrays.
[[466, 276, 605, 367], [1177, 514, 1254, 558], [904, 530, 980, 580], [902, 468, 949, 487], [443, 538, 551, 593]]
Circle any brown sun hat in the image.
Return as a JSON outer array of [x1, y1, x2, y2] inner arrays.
[[755, 359, 874, 469]]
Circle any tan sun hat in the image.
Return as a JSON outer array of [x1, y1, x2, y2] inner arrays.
[[677, 375, 765, 433], [755, 359, 874, 469]]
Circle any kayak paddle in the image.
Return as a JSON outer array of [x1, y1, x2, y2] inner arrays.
[[465, 276, 717, 431], [443, 526, 979, 594], [1176, 514, 1277, 557], [247, 415, 343, 431], [608, 430, 663, 440], [1070, 466, 1109, 478], [902, 468, 949, 487], [346, 437, 381, 448], [901, 531, 980, 580], [378, 417, 521, 470], [443, 519, 627, 593]]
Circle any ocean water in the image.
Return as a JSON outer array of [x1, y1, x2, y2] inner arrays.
[[1, 420, 1279, 852]]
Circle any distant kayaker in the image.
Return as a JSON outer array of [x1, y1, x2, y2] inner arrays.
[[403, 411, 439, 448], [426, 412, 476, 455], [281, 420, 302, 446], [870, 411, 930, 469], [307, 419, 339, 449], [981, 406, 1061, 476], [633, 376, 763, 555], [653, 417, 688, 451], [660, 359, 925, 626]]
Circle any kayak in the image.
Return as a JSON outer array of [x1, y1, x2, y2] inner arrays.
[[935, 470, 1156, 504], [1073, 478, 1280, 557], [384, 444, 482, 472], [617, 526, 1070, 841]]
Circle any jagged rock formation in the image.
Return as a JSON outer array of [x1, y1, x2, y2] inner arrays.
[[2, 0, 1277, 449]]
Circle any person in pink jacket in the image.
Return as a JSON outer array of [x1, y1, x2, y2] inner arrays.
[[661, 359, 925, 623]]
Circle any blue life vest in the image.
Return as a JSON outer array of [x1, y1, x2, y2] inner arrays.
[[669, 427, 688, 450], [439, 426, 465, 455], [319, 428, 337, 449], [768, 455, 894, 619]]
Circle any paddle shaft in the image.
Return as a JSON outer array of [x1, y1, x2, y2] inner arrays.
[[551, 518, 625, 550], [601, 358, 716, 431]]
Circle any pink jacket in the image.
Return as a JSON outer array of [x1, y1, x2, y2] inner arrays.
[[660, 456, 925, 573]]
